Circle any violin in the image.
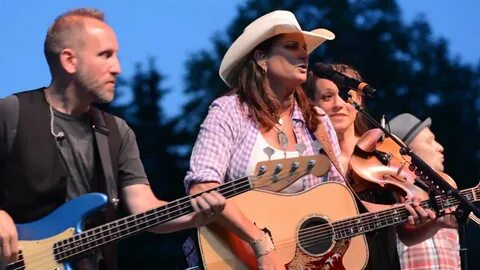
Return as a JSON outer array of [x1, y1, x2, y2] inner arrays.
[[347, 128, 457, 201]]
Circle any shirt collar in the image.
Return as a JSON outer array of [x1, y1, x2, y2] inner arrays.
[[291, 100, 306, 125]]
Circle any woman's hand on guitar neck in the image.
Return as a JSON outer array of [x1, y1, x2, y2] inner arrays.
[[0, 210, 18, 264], [403, 195, 436, 226], [397, 195, 447, 246]]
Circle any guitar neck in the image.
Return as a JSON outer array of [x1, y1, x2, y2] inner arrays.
[[54, 176, 252, 262], [333, 186, 479, 240]]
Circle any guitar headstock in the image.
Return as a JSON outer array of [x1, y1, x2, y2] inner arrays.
[[250, 154, 330, 192]]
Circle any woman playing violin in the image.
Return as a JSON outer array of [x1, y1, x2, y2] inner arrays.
[[304, 63, 448, 269]]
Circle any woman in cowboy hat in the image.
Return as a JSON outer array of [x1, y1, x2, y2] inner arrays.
[[184, 9, 438, 269], [183, 10, 342, 269]]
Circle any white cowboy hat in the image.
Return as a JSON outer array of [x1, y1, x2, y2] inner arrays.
[[219, 10, 335, 87]]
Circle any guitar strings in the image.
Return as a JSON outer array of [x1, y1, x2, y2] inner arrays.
[[269, 204, 409, 250], [8, 180, 253, 269], [8, 178, 254, 269], [7, 166, 314, 269], [9, 185, 476, 270], [10, 185, 476, 269], [275, 206, 424, 252], [293, 192, 467, 248], [312, 186, 473, 241], [293, 206, 412, 250], [267, 188, 475, 252], [9, 175, 476, 270]]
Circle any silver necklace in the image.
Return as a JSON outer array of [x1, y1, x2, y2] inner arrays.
[[274, 105, 294, 152], [274, 119, 289, 151]]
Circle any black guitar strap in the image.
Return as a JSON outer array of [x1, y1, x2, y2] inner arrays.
[[90, 107, 119, 208], [89, 107, 119, 270]]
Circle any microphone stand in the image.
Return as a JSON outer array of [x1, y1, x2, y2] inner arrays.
[[349, 99, 478, 270]]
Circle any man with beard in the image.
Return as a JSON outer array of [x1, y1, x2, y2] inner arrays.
[[0, 8, 225, 270], [390, 113, 460, 270]]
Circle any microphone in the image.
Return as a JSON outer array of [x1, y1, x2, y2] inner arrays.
[[52, 131, 65, 141], [48, 105, 65, 141], [311, 63, 377, 97]]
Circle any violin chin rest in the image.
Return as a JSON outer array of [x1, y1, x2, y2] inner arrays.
[[357, 128, 384, 153]]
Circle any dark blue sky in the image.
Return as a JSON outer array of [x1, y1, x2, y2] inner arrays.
[[1, 1, 478, 117]]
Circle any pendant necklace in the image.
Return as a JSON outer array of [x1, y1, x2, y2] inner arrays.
[[274, 102, 294, 155], [275, 117, 289, 152]]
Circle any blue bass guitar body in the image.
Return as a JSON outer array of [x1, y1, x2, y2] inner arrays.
[[10, 193, 107, 270]]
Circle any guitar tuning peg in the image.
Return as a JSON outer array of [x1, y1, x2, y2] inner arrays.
[[271, 163, 284, 183], [312, 140, 323, 154], [274, 163, 284, 173], [263, 147, 275, 160], [258, 165, 267, 176], [307, 159, 316, 170], [290, 161, 299, 172], [295, 143, 306, 156]]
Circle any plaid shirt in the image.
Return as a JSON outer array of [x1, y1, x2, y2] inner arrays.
[[184, 94, 343, 191], [183, 94, 344, 267], [397, 228, 460, 270]]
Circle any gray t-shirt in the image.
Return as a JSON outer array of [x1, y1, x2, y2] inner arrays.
[[0, 94, 150, 269], [0, 94, 149, 200]]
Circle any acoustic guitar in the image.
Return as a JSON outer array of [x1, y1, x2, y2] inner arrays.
[[199, 181, 479, 269]]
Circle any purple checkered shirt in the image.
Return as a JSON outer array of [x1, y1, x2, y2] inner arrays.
[[184, 94, 343, 190], [182, 94, 344, 267]]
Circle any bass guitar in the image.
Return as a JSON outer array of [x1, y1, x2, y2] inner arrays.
[[7, 155, 330, 270]]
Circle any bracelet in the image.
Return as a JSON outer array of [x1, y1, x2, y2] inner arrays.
[[249, 232, 275, 258]]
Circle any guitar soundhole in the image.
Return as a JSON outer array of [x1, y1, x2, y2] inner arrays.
[[297, 216, 333, 256]]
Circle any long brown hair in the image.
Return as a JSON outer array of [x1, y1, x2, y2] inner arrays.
[[228, 34, 320, 132], [304, 63, 370, 136]]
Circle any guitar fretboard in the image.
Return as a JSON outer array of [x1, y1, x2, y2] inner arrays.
[[53, 176, 252, 261], [333, 187, 478, 240]]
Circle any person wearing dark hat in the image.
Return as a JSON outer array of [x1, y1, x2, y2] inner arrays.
[[0, 8, 226, 269], [389, 113, 460, 270], [183, 10, 346, 269]]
